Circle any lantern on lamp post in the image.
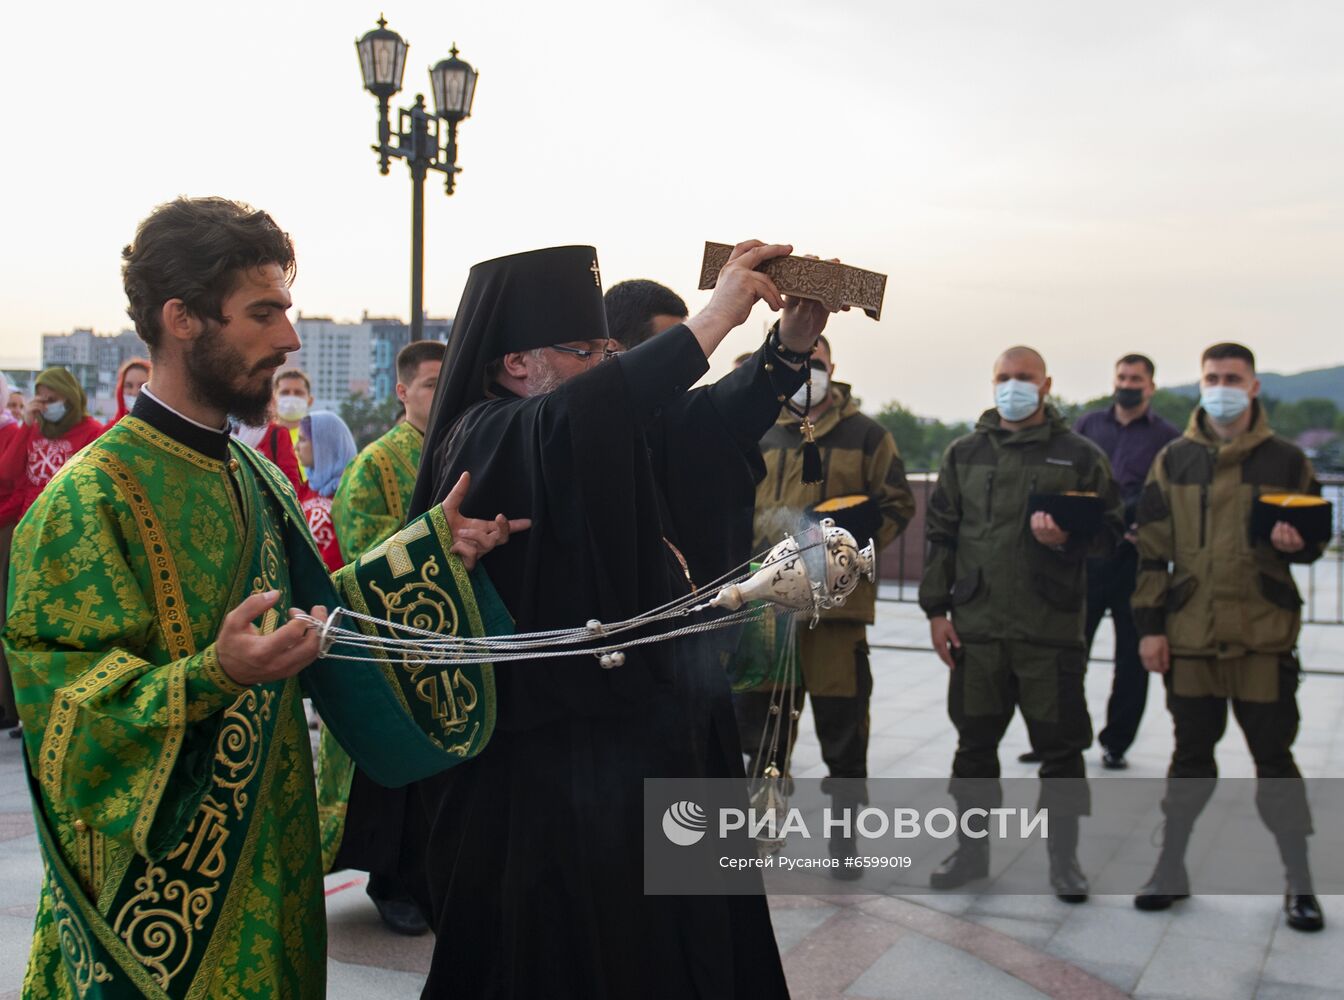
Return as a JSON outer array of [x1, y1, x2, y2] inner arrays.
[[356, 16, 478, 341]]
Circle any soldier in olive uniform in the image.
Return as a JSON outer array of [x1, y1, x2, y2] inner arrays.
[[1132, 342, 1326, 932], [737, 335, 915, 872], [920, 347, 1124, 900]]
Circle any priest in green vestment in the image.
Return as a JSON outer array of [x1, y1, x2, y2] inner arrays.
[[318, 339, 444, 933], [3, 197, 523, 999]]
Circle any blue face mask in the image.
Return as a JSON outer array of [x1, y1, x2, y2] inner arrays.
[[995, 379, 1041, 422], [1200, 385, 1250, 425], [42, 401, 67, 424]]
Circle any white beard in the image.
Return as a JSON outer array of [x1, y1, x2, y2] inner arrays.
[[525, 352, 565, 396]]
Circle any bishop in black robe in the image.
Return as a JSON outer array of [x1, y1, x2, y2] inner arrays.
[[407, 244, 822, 999]]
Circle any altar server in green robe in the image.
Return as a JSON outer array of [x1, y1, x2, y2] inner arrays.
[[4, 196, 524, 999]]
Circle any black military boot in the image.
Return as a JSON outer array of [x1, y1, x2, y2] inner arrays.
[[930, 805, 990, 890], [1276, 833, 1324, 931], [1284, 892, 1325, 932], [1134, 819, 1192, 911], [826, 808, 863, 882], [828, 829, 863, 881], [1047, 815, 1088, 903], [929, 839, 989, 889], [825, 781, 867, 882]]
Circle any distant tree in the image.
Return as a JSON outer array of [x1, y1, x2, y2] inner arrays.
[[1269, 397, 1338, 438], [923, 420, 973, 468], [873, 402, 971, 470], [1053, 389, 1194, 428], [341, 391, 402, 450], [1149, 389, 1197, 427], [874, 402, 925, 462]]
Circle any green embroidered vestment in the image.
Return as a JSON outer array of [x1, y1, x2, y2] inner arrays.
[[319, 420, 423, 870], [4, 416, 504, 999]]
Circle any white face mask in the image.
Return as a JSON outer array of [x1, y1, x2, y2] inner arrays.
[[275, 396, 309, 422], [1200, 385, 1250, 425], [43, 401, 68, 423], [123, 392, 139, 409], [994, 379, 1041, 422], [790, 369, 830, 410]]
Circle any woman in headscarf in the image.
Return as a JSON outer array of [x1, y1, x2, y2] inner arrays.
[[107, 357, 151, 426], [296, 410, 358, 572], [0, 367, 103, 527], [0, 374, 15, 432], [5, 385, 24, 423]]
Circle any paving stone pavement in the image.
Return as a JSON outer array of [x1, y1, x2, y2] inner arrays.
[[1, 579, 1340, 999]]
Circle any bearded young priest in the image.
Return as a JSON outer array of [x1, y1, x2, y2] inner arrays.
[[3, 197, 527, 999], [407, 241, 829, 999]]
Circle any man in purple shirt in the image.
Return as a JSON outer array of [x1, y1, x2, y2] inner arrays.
[[1070, 354, 1181, 769]]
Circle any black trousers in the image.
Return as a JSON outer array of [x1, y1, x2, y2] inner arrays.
[[733, 639, 873, 783], [1162, 657, 1312, 837], [1084, 543, 1147, 756], [948, 641, 1092, 819]]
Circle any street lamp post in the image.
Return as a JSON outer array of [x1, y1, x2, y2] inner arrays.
[[357, 16, 478, 342]]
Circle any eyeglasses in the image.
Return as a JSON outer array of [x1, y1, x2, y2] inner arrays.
[[544, 342, 623, 363]]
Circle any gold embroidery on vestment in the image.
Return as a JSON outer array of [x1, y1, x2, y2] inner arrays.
[[361, 517, 432, 578], [51, 882, 114, 997], [112, 862, 217, 990], [214, 689, 275, 821], [371, 449, 406, 523]]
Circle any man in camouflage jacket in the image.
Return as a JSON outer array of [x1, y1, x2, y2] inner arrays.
[[1131, 342, 1327, 932], [920, 347, 1123, 900], [738, 335, 914, 873]]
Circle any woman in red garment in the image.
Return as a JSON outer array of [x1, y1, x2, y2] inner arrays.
[[0, 367, 103, 527], [295, 410, 358, 572]]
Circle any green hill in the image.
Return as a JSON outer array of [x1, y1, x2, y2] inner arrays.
[[1170, 365, 1344, 407]]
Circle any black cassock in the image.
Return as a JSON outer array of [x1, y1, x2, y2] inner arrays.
[[413, 326, 804, 999]]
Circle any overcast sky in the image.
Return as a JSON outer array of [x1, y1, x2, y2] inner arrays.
[[2, 0, 1340, 419]]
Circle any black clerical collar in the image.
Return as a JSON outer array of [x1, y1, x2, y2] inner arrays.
[[133, 387, 233, 462]]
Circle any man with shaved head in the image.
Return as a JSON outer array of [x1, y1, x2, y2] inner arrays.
[[920, 346, 1124, 901]]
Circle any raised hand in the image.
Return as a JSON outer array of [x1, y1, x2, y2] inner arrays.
[[440, 471, 532, 570], [685, 240, 793, 357], [778, 256, 840, 355]]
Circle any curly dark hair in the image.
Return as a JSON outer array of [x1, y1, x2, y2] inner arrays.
[[121, 197, 296, 351]]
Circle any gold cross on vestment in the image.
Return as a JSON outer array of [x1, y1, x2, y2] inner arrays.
[[48, 586, 115, 645], [360, 518, 432, 579], [590, 259, 601, 287]]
